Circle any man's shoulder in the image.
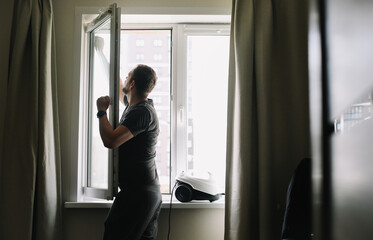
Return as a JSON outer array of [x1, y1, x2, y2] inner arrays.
[[125, 105, 150, 119], [122, 99, 157, 122], [140, 99, 157, 115]]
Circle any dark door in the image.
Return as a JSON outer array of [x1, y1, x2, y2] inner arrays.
[[310, 0, 373, 239]]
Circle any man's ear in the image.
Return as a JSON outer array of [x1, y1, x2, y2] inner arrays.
[[129, 79, 136, 89]]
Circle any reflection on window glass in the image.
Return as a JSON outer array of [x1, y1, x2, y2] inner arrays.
[[186, 35, 230, 189], [88, 23, 111, 189], [334, 92, 373, 133], [120, 30, 171, 193]]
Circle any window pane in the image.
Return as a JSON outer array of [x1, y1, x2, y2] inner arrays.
[[186, 35, 230, 188], [120, 30, 172, 193], [88, 22, 111, 189]]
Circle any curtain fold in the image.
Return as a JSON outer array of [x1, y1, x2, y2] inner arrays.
[[0, 0, 61, 239], [225, 0, 310, 239]]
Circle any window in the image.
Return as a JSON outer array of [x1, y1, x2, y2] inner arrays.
[[153, 39, 163, 47], [78, 7, 230, 200], [121, 29, 172, 193], [135, 53, 144, 61], [83, 4, 120, 199], [173, 25, 230, 191], [186, 35, 229, 188], [153, 53, 163, 61], [135, 39, 145, 47]]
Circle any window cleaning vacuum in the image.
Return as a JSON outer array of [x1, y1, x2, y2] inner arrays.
[[175, 171, 224, 202]]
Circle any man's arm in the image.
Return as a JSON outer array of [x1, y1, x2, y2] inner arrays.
[[98, 115, 134, 149], [97, 96, 134, 149]]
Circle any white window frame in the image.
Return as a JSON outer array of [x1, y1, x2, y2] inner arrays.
[[70, 6, 230, 203], [79, 4, 121, 200], [173, 23, 230, 191], [121, 23, 230, 194]]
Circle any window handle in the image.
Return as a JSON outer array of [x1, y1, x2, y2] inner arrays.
[[179, 105, 184, 124]]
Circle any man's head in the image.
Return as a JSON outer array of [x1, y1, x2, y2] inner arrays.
[[123, 64, 157, 99]]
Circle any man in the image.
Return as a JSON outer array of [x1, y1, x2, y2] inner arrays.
[[96, 64, 162, 240]]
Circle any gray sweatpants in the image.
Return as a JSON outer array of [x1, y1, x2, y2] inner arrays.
[[103, 185, 162, 240]]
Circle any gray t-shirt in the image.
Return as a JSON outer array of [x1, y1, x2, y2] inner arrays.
[[118, 99, 160, 189]]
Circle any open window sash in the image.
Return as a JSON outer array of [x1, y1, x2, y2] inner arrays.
[[84, 4, 120, 200]]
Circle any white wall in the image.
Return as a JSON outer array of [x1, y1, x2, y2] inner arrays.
[[64, 208, 224, 240], [53, 0, 231, 239]]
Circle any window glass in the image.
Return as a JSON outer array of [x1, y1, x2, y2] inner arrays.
[[88, 22, 111, 189], [120, 30, 172, 193], [186, 35, 230, 188]]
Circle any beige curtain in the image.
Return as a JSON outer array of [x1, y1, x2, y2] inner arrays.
[[0, 0, 61, 239], [225, 0, 310, 239]]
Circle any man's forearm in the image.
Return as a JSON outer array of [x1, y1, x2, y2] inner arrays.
[[98, 114, 114, 148]]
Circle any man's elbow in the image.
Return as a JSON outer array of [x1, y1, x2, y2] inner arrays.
[[103, 138, 123, 149], [104, 143, 114, 149], [103, 139, 116, 149]]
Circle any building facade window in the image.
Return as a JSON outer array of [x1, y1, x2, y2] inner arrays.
[[153, 53, 163, 61], [135, 39, 145, 47], [153, 39, 163, 47], [135, 53, 144, 61]]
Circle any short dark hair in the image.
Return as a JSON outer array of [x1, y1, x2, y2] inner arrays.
[[130, 64, 157, 98]]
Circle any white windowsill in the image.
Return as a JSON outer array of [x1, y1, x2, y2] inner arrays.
[[65, 195, 225, 209]]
